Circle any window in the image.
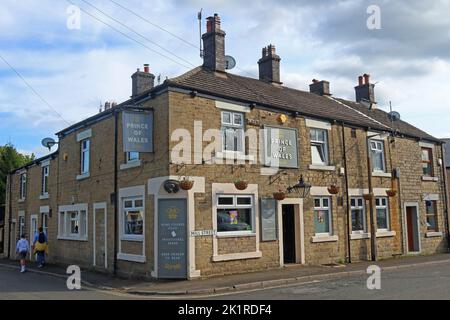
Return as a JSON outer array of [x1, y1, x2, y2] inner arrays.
[[221, 111, 244, 153], [351, 197, 365, 233], [42, 213, 49, 236], [425, 200, 438, 231], [18, 215, 25, 237], [370, 140, 385, 172], [41, 165, 49, 195], [375, 197, 389, 231], [58, 206, 87, 240], [421, 148, 433, 176], [310, 129, 329, 165], [314, 197, 332, 235], [19, 173, 27, 199], [81, 139, 90, 174], [126, 152, 139, 163], [216, 195, 253, 234], [123, 197, 144, 237]]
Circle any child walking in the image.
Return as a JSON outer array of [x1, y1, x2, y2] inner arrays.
[[16, 234, 30, 273]]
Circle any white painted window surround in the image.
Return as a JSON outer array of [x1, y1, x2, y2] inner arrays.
[[419, 141, 435, 149], [305, 118, 332, 130], [57, 203, 88, 241], [425, 231, 443, 238], [215, 100, 251, 113], [422, 176, 439, 182], [76, 129, 92, 142], [309, 164, 336, 171]]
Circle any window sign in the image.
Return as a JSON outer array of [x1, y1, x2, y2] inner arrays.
[[122, 111, 153, 153], [263, 126, 298, 168], [261, 198, 277, 241]]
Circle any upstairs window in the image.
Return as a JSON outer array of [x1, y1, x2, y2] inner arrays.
[[41, 165, 49, 195], [81, 139, 90, 174], [221, 111, 244, 153], [370, 140, 385, 172], [310, 128, 329, 165], [126, 151, 140, 163], [19, 173, 27, 200], [425, 200, 438, 231], [421, 147, 433, 176]]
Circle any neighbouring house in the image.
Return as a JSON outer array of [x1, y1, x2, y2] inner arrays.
[[2, 14, 449, 279]]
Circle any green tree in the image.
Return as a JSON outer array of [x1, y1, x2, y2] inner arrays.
[[0, 144, 35, 205]]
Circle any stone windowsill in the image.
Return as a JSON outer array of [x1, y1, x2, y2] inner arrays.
[[57, 236, 88, 242], [372, 171, 392, 178], [117, 253, 146, 263], [350, 232, 370, 240], [422, 176, 439, 182], [18, 198, 25, 203], [120, 160, 142, 171], [308, 164, 336, 171], [214, 151, 256, 162], [120, 235, 144, 242], [376, 230, 396, 238], [425, 231, 443, 238], [76, 172, 90, 181], [216, 232, 256, 239], [212, 251, 262, 262], [39, 194, 49, 200], [311, 235, 339, 243]]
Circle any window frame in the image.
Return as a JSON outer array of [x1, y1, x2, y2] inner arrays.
[[19, 173, 27, 200], [375, 197, 390, 231], [216, 194, 255, 236], [310, 128, 329, 165], [425, 200, 438, 232], [80, 139, 90, 174], [313, 197, 332, 236], [220, 110, 245, 154], [41, 165, 49, 196], [122, 196, 144, 240], [41, 213, 49, 236], [369, 139, 386, 172], [57, 204, 88, 241], [126, 151, 140, 163], [18, 215, 25, 237], [350, 197, 366, 234], [421, 147, 434, 177]]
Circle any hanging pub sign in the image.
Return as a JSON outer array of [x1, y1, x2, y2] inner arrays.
[[122, 110, 153, 153], [263, 125, 298, 168], [261, 198, 278, 241]]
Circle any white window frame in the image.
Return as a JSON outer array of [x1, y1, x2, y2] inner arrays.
[[41, 165, 49, 196], [20, 173, 27, 200], [375, 197, 390, 231], [350, 197, 366, 234], [216, 194, 255, 236], [313, 197, 332, 236], [58, 204, 88, 241], [310, 128, 329, 165], [18, 214, 25, 237], [126, 151, 140, 163], [370, 139, 386, 172], [122, 196, 144, 241], [221, 110, 245, 154], [42, 213, 49, 236], [80, 139, 90, 175]]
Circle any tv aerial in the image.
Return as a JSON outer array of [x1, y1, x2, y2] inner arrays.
[[225, 55, 236, 70], [41, 137, 58, 151]]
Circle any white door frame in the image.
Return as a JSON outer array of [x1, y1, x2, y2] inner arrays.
[[30, 214, 38, 259], [277, 198, 305, 267], [403, 202, 421, 253], [93, 202, 107, 269]]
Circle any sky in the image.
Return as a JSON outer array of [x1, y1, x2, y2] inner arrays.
[[1, 0, 449, 158]]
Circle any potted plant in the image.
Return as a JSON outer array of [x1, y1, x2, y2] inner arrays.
[[179, 177, 194, 190], [273, 189, 286, 201], [234, 179, 248, 190], [363, 193, 374, 201], [386, 189, 397, 197], [327, 184, 339, 195]]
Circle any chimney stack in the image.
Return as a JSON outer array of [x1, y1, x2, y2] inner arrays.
[[355, 73, 375, 105], [258, 44, 281, 84], [131, 64, 155, 98], [309, 79, 330, 96], [202, 14, 226, 72]]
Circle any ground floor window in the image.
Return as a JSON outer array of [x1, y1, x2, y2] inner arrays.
[[375, 197, 389, 230], [351, 197, 365, 233], [58, 205, 88, 240], [216, 195, 253, 234], [314, 197, 331, 235], [41, 213, 49, 236], [18, 215, 25, 237], [425, 200, 438, 231], [123, 197, 144, 238]]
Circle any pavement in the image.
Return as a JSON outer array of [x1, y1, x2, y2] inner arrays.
[[1, 253, 450, 297]]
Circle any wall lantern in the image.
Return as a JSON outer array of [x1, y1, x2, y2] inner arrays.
[[163, 180, 180, 193], [287, 175, 311, 198]]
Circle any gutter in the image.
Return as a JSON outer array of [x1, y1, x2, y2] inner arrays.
[[113, 109, 119, 275], [7, 174, 12, 259], [341, 122, 352, 263]]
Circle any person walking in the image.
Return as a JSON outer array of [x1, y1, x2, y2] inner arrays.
[[16, 234, 29, 273], [33, 227, 48, 268]]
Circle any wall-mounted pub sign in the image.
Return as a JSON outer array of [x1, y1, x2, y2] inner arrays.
[[122, 110, 153, 153], [263, 125, 298, 168]]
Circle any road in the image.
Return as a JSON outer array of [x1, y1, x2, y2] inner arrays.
[[1, 262, 450, 299]]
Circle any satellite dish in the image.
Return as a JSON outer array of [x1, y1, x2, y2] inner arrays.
[[41, 137, 57, 151], [225, 55, 236, 70], [388, 111, 401, 121]]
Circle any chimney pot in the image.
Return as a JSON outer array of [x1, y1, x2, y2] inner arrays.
[[355, 73, 375, 105], [144, 64, 150, 73], [131, 66, 155, 98], [358, 76, 363, 86], [258, 44, 281, 84], [363, 73, 370, 84]]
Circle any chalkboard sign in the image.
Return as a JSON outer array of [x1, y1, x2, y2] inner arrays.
[[261, 198, 278, 241]]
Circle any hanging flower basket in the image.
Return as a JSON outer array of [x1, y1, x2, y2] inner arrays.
[[180, 179, 194, 190], [327, 185, 340, 195], [386, 189, 397, 197], [363, 193, 374, 201], [273, 191, 286, 201], [234, 180, 248, 190]]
